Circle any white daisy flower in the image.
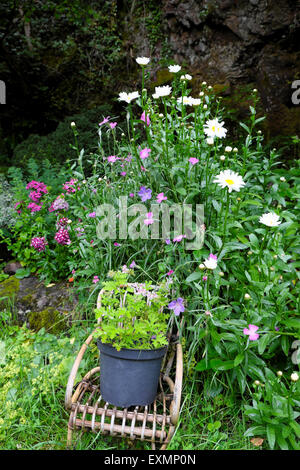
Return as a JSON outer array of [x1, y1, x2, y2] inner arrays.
[[168, 64, 181, 73], [204, 118, 227, 139], [225, 146, 232, 152], [191, 98, 201, 106], [259, 212, 281, 227], [177, 96, 194, 105], [206, 137, 214, 145], [180, 74, 192, 80], [154, 85, 172, 98], [136, 57, 150, 65], [213, 169, 246, 193], [118, 91, 140, 103], [203, 254, 218, 270]]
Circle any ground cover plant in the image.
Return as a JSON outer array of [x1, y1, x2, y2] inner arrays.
[[1, 58, 299, 450]]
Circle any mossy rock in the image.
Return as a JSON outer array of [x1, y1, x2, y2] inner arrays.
[[28, 307, 67, 334], [154, 69, 173, 87], [0, 276, 20, 309]]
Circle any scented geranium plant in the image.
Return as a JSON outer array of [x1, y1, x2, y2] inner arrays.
[[94, 270, 182, 350]]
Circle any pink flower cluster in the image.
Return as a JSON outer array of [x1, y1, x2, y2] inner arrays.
[[54, 228, 71, 246], [31, 236, 48, 252], [28, 202, 43, 213], [26, 181, 48, 202], [56, 217, 69, 229], [49, 195, 69, 212], [14, 201, 23, 214], [63, 178, 80, 194]]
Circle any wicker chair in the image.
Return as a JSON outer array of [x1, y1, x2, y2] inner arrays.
[[65, 287, 183, 449]]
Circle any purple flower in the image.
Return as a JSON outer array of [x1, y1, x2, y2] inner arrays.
[[168, 298, 185, 316], [87, 212, 96, 218], [93, 275, 99, 283], [129, 193, 134, 198], [167, 270, 174, 276], [109, 122, 117, 129], [52, 196, 69, 212], [138, 186, 152, 202], [129, 261, 136, 269], [120, 171, 127, 177], [165, 239, 171, 245], [189, 157, 199, 165], [243, 324, 259, 341], [114, 242, 121, 247]]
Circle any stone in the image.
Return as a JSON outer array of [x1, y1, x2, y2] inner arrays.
[[3, 261, 23, 274], [0, 275, 78, 329]]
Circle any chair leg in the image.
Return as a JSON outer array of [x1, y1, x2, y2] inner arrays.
[[67, 425, 73, 449]]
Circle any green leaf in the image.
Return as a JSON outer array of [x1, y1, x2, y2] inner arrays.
[[234, 353, 244, 367], [244, 426, 266, 437], [195, 359, 210, 372], [210, 359, 235, 371], [266, 425, 276, 449], [258, 333, 272, 355], [289, 420, 300, 438], [277, 435, 289, 450], [185, 272, 202, 283], [176, 187, 186, 196], [284, 319, 300, 329]]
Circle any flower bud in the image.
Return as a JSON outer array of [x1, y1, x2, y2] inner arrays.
[[277, 371, 283, 377], [291, 372, 299, 382], [244, 293, 251, 300]]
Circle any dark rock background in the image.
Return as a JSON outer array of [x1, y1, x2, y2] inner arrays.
[[0, 0, 299, 165]]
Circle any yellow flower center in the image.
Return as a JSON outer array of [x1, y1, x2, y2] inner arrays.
[[211, 126, 216, 132], [225, 179, 234, 185]]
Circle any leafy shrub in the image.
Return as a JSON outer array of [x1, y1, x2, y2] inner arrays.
[[244, 368, 300, 450], [12, 105, 117, 168]]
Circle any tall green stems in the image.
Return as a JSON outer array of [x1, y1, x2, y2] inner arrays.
[[223, 188, 230, 242]]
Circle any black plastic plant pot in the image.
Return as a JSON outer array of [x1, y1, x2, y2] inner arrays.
[[97, 340, 167, 408]]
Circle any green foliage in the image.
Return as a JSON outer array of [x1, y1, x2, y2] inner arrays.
[[12, 105, 114, 168], [244, 368, 300, 450], [0, 323, 94, 447], [94, 271, 172, 350]]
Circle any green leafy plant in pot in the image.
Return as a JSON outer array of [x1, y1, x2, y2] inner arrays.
[[94, 270, 181, 408]]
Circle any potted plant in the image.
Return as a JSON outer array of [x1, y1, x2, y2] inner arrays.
[[94, 270, 179, 408]]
